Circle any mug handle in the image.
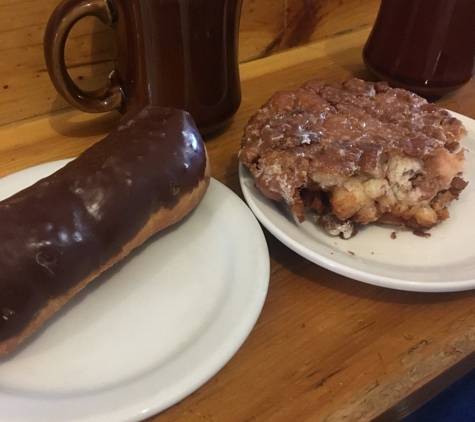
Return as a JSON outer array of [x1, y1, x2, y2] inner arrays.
[[44, 0, 123, 113]]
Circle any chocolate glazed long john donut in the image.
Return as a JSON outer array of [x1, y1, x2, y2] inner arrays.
[[0, 105, 211, 357]]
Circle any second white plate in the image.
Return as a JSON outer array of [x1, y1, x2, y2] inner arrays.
[[0, 160, 270, 422], [239, 111, 475, 293]]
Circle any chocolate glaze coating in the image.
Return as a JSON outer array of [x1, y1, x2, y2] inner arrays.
[[0, 105, 207, 341]]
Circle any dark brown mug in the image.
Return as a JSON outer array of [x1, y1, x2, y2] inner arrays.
[[44, 0, 243, 134], [363, 0, 475, 98]]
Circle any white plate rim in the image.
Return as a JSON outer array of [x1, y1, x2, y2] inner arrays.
[[239, 110, 475, 293]]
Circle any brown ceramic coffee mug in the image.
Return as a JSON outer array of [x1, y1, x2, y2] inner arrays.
[[363, 0, 475, 98], [44, 0, 243, 134]]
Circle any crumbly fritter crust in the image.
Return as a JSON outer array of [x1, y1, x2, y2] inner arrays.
[[239, 78, 468, 238]]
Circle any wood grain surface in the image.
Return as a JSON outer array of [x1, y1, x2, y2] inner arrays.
[[2, 23, 475, 421]]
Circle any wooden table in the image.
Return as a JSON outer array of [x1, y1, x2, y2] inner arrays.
[[2, 26, 475, 422]]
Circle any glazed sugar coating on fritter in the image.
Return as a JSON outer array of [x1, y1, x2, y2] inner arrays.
[[239, 78, 468, 238]]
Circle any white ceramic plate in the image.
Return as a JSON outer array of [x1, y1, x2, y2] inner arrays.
[[239, 111, 475, 293], [0, 160, 269, 422]]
